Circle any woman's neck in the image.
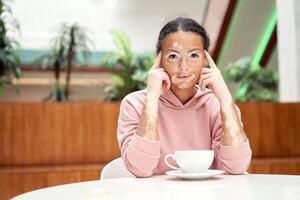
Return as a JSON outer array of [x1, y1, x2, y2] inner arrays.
[[170, 85, 197, 105]]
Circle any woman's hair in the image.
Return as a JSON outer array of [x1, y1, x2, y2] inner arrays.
[[156, 17, 210, 54]]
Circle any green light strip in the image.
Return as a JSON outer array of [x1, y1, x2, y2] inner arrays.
[[217, 0, 243, 66], [251, 9, 277, 70], [216, 2, 278, 100], [235, 81, 249, 100], [236, 10, 277, 99]]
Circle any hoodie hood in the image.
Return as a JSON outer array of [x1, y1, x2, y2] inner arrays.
[[159, 86, 214, 110]]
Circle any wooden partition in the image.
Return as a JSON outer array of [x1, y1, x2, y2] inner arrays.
[[0, 101, 121, 166], [0, 101, 121, 200], [238, 103, 300, 157], [0, 101, 300, 200], [238, 102, 300, 177]]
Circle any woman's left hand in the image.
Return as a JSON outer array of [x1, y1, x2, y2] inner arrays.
[[199, 51, 232, 103]]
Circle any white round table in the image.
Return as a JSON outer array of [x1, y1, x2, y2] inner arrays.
[[11, 174, 300, 200]]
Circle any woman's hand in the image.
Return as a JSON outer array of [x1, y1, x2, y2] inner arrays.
[[147, 51, 171, 99], [137, 52, 170, 141], [199, 51, 232, 104], [200, 51, 247, 146]]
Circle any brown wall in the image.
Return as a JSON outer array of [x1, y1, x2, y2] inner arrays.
[[0, 102, 300, 200], [0, 101, 121, 166], [239, 103, 300, 157]]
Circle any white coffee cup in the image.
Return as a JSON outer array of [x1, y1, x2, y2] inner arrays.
[[164, 150, 214, 173]]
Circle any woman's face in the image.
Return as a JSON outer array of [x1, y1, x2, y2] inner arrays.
[[161, 31, 206, 90]]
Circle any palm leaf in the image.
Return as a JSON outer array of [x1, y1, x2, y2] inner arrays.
[[111, 30, 132, 55], [111, 74, 124, 87]]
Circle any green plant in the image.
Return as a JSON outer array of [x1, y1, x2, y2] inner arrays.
[[101, 30, 154, 100], [0, 0, 21, 93], [223, 56, 278, 102], [34, 23, 92, 101]]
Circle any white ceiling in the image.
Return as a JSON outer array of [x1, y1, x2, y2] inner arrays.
[[114, 0, 208, 16], [10, 0, 209, 51]]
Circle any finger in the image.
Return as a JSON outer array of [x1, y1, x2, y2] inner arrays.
[[201, 67, 213, 74], [199, 74, 212, 90], [163, 80, 171, 90], [199, 73, 212, 85], [204, 50, 217, 69], [162, 73, 171, 89], [201, 78, 212, 91], [152, 51, 162, 69]]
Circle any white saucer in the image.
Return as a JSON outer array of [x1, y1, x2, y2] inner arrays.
[[165, 169, 224, 180]]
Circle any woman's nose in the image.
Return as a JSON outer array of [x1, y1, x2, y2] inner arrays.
[[179, 57, 189, 71]]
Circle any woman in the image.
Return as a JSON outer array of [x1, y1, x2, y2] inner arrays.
[[117, 17, 252, 177]]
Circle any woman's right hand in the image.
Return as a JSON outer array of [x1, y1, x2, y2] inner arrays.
[[147, 51, 171, 99]]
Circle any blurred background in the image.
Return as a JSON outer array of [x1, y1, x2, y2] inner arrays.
[[0, 0, 299, 199]]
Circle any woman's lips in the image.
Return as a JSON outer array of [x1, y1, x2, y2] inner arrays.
[[176, 75, 192, 79], [172, 74, 195, 88], [172, 74, 196, 86]]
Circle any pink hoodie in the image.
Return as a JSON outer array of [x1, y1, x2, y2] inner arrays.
[[117, 87, 252, 177]]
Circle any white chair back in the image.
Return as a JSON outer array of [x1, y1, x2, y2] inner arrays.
[[100, 157, 135, 180]]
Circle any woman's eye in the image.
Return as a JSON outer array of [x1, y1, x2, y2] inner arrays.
[[191, 53, 199, 58], [168, 54, 177, 60]]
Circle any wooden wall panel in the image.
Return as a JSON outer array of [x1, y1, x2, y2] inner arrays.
[[257, 103, 280, 156], [100, 103, 121, 162], [249, 157, 300, 175], [1, 101, 300, 200], [237, 103, 261, 156], [277, 104, 300, 155], [0, 101, 121, 166], [1, 101, 299, 162], [0, 104, 12, 166], [237, 102, 300, 157], [1, 159, 299, 200], [0, 164, 103, 200], [1, 101, 300, 163]]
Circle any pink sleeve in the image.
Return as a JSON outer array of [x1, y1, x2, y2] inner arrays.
[[210, 100, 252, 174], [117, 95, 161, 177]]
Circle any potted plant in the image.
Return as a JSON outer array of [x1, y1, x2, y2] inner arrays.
[[0, 0, 21, 93], [34, 23, 92, 101], [223, 56, 279, 102], [101, 30, 154, 101]]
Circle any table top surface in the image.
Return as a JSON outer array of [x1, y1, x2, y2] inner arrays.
[[11, 174, 300, 200]]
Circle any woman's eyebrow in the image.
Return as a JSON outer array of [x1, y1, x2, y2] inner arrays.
[[165, 49, 180, 53], [165, 48, 203, 53], [188, 48, 202, 53]]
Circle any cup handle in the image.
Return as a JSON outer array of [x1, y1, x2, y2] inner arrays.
[[164, 154, 180, 170]]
